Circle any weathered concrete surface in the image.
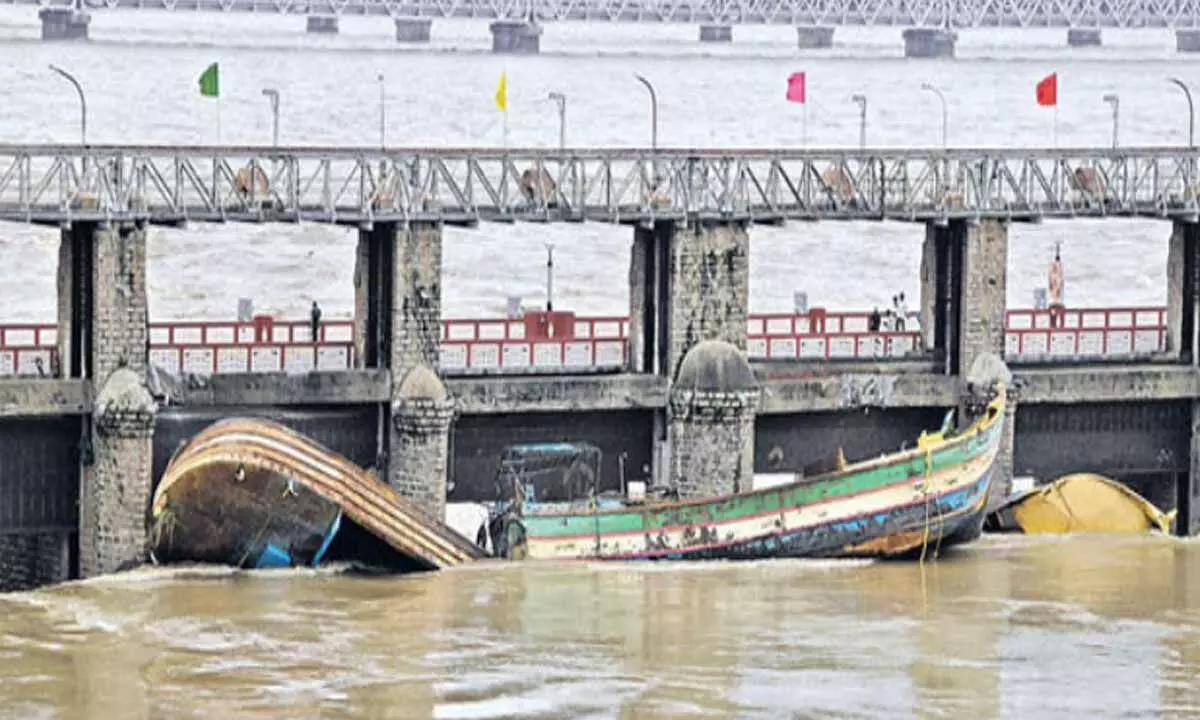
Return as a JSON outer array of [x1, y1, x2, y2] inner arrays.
[[669, 221, 750, 378], [94, 225, 150, 383], [960, 220, 1008, 377], [1191, 401, 1200, 536], [352, 231, 371, 368], [161, 370, 391, 406], [0, 533, 69, 592], [1179, 29, 1200, 53], [1167, 220, 1195, 357], [447, 374, 669, 415], [757, 366, 959, 413], [490, 20, 541, 54], [1067, 28, 1101, 46], [391, 222, 443, 381], [0, 379, 90, 417], [390, 365, 454, 520], [796, 25, 834, 48], [699, 24, 732, 42], [918, 224, 939, 353], [903, 28, 956, 58], [1013, 365, 1199, 404], [668, 341, 759, 498]]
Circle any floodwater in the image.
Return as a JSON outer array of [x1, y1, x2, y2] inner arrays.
[[2, 534, 1199, 719]]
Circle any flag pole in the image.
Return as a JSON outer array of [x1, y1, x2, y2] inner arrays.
[[1052, 103, 1058, 151], [802, 102, 808, 148], [216, 97, 222, 145], [502, 65, 509, 153]]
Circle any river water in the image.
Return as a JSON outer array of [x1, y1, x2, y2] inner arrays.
[[0, 13, 1195, 322], [1, 534, 1197, 719]]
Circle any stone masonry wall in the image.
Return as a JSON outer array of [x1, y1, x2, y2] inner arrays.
[[390, 222, 443, 379], [958, 219, 1008, 376], [667, 222, 750, 380], [1167, 221, 1195, 356], [92, 224, 149, 382], [352, 232, 371, 369], [918, 223, 939, 352], [668, 392, 756, 498], [1191, 401, 1200, 536], [56, 231, 75, 378], [0, 533, 68, 592], [627, 226, 651, 374], [391, 398, 455, 520]]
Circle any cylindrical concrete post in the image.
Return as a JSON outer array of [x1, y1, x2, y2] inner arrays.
[[490, 20, 542, 54], [902, 28, 957, 59], [1178, 30, 1200, 53], [39, 7, 90, 41], [698, 24, 733, 42], [395, 18, 433, 43], [796, 26, 834, 48], [1067, 28, 1101, 47], [306, 14, 339, 34]]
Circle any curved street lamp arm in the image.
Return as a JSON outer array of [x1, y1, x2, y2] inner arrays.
[[633, 73, 658, 153], [1169, 77, 1195, 149], [49, 64, 87, 145]]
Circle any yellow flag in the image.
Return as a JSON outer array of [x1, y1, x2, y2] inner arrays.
[[495, 71, 507, 112]]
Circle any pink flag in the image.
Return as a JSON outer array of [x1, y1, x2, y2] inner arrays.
[[786, 72, 806, 103]]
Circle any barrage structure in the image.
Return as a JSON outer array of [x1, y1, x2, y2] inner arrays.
[[3, 141, 1200, 591]]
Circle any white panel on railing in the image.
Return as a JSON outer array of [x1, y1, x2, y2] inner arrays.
[[1049, 332, 1077, 355], [16, 351, 50, 375], [573, 321, 592, 338], [595, 341, 625, 366], [208, 326, 236, 344], [1134, 330, 1162, 353], [149, 348, 179, 373], [747, 318, 764, 335], [1105, 330, 1133, 355], [149, 326, 172, 344], [1083, 311, 1112, 328], [1076, 331, 1105, 355], [768, 337, 797, 360], [251, 347, 282, 373], [842, 316, 868, 333], [886, 336, 916, 357], [217, 347, 250, 373], [533, 343, 563, 367], [765, 317, 792, 335], [1005, 333, 1021, 356], [828, 337, 855, 358], [593, 320, 622, 339], [1007, 313, 1033, 330], [500, 343, 529, 368], [272, 325, 295, 343], [0, 350, 13, 375], [284, 347, 315, 373], [1136, 311, 1161, 327], [43, 328, 57, 345], [440, 344, 468, 370], [563, 342, 593, 366], [746, 338, 767, 358], [857, 336, 885, 358], [316, 347, 348, 370], [471, 344, 501, 369], [183, 348, 215, 374], [508, 322, 526, 339], [799, 338, 826, 359], [175, 326, 203, 344], [478, 322, 508, 340], [294, 325, 316, 343], [4, 329, 35, 346], [324, 324, 353, 343], [446, 323, 477, 341], [237, 325, 256, 343], [1022, 332, 1050, 355]]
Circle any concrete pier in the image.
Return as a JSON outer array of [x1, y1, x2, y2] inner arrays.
[[39, 7, 90, 41], [902, 28, 956, 58], [1067, 28, 1101, 47], [306, 14, 338, 34], [1178, 29, 1200, 53], [796, 25, 835, 48], [490, 20, 542, 54], [699, 24, 733, 42], [395, 18, 432, 43]]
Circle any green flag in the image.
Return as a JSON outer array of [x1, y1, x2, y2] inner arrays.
[[198, 62, 219, 98]]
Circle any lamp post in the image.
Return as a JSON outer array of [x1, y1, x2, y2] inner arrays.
[[377, 73, 386, 149], [851, 93, 866, 149], [547, 91, 566, 152], [1169, 77, 1195, 148], [545, 242, 555, 312], [261, 88, 280, 147], [1102, 92, 1119, 149], [49, 64, 86, 145], [634, 74, 658, 152], [920, 83, 948, 149]]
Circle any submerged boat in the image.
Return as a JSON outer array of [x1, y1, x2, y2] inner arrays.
[[984, 472, 1176, 535], [149, 418, 485, 572], [487, 382, 1008, 562]]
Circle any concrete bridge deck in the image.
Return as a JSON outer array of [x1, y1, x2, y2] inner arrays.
[[0, 145, 1196, 225]]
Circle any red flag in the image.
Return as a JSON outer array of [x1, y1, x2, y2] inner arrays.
[[786, 72, 806, 104], [1036, 73, 1057, 107]]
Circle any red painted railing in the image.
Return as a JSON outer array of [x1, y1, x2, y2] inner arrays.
[[0, 306, 1170, 377]]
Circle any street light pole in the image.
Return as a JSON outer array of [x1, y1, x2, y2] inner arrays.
[[545, 242, 555, 312], [1102, 93, 1119, 149], [49, 64, 86, 145], [920, 83, 948, 149], [261, 88, 280, 147], [1169, 77, 1195, 148], [634, 74, 658, 153], [377, 73, 386, 149], [547, 91, 566, 152], [851, 93, 867, 150]]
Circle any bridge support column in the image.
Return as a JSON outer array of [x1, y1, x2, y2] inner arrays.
[[490, 20, 542, 55], [391, 370, 454, 521], [1178, 30, 1200, 52], [395, 18, 432, 43], [0, 534, 70, 591], [1187, 401, 1200, 536], [1167, 220, 1200, 361], [1067, 28, 1101, 47], [39, 7, 89, 41], [57, 223, 155, 578], [699, 24, 732, 43], [628, 220, 750, 379], [306, 14, 339, 34], [668, 342, 760, 499], [902, 28, 956, 59], [796, 25, 834, 48]]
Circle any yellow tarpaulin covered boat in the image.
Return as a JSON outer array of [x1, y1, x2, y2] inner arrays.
[[985, 473, 1176, 535]]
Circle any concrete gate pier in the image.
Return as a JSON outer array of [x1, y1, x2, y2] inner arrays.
[[699, 24, 733, 42], [796, 26, 835, 48], [490, 20, 542, 54], [902, 28, 957, 58], [395, 18, 433, 43], [1067, 28, 1101, 47], [391, 366, 455, 521], [1178, 30, 1200, 53], [306, 14, 339, 34], [39, 7, 90, 41]]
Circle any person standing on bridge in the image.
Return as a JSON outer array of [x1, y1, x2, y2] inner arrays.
[[1048, 244, 1065, 329], [310, 301, 322, 343]]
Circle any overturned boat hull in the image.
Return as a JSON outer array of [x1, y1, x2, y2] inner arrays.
[[150, 418, 484, 572], [490, 384, 1007, 562], [985, 472, 1176, 535]]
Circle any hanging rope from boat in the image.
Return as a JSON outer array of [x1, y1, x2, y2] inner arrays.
[[919, 444, 934, 566]]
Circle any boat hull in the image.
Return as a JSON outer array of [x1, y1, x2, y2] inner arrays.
[[985, 472, 1176, 535]]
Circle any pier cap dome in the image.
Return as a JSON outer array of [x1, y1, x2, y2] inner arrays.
[[94, 367, 156, 417], [395, 364, 448, 402], [674, 340, 757, 393]]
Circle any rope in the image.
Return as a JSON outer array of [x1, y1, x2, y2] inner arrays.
[[919, 444, 934, 567]]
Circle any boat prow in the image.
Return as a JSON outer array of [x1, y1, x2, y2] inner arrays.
[[985, 472, 1176, 535], [149, 417, 486, 572]]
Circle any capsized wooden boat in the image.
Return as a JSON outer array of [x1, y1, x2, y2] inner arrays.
[[149, 417, 485, 572], [487, 382, 1007, 562], [984, 472, 1176, 535]]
